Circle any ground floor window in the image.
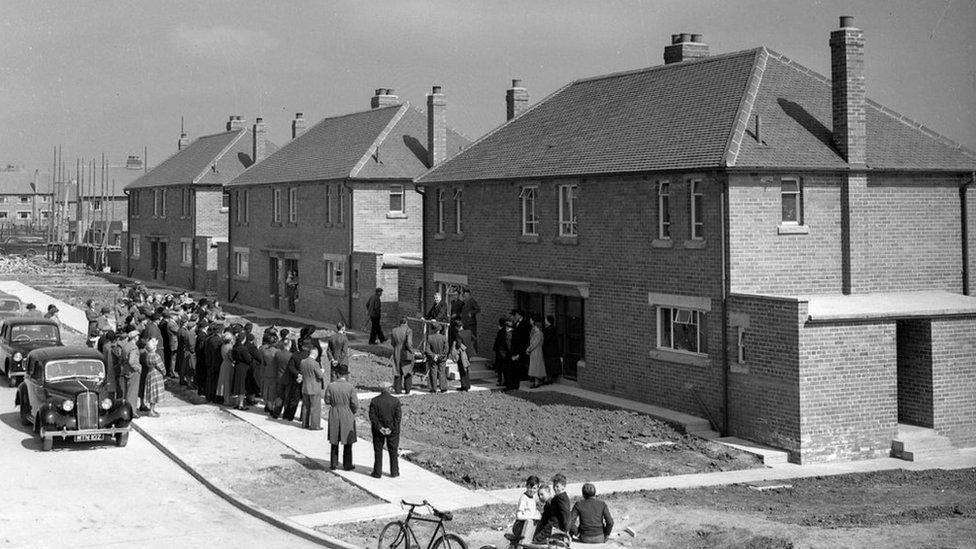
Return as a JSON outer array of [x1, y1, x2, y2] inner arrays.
[[658, 307, 708, 354], [233, 247, 249, 279], [181, 239, 193, 265]]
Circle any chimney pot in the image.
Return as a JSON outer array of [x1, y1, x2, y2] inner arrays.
[[375, 88, 384, 95], [371, 88, 400, 109], [664, 33, 709, 64], [511, 79, 522, 88], [296, 112, 303, 117], [680, 33, 692, 42], [691, 33, 703, 43], [291, 112, 307, 139], [839, 15, 855, 28], [432, 85, 442, 94], [671, 34, 682, 44]]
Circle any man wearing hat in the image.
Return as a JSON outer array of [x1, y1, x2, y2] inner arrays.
[[44, 304, 61, 327], [121, 329, 142, 416], [369, 381, 401, 478], [324, 363, 358, 470]]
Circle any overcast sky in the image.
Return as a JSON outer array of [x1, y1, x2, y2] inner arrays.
[[1, 0, 974, 172]]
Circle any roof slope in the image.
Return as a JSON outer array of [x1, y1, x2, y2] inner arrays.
[[0, 169, 54, 194], [419, 48, 975, 183], [228, 104, 469, 187], [125, 130, 248, 190]]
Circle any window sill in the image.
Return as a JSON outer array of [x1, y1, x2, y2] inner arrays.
[[651, 238, 673, 249], [730, 362, 750, 374], [434, 233, 446, 241], [452, 232, 465, 240], [323, 287, 345, 296], [232, 275, 249, 281], [386, 212, 408, 219], [683, 239, 706, 249], [285, 222, 298, 228], [219, 207, 229, 214], [554, 235, 578, 245], [322, 222, 333, 228], [271, 222, 282, 228], [180, 262, 192, 268], [649, 348, 710, 367], [778, 223, 809, 235], [518, 234, 540, 244]]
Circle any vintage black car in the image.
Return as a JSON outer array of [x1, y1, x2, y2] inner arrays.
[[15, 347, 132, 451], [1, 317, 62, 387]]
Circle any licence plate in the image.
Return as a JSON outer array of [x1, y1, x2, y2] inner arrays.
[[75, 434, 103, 442]]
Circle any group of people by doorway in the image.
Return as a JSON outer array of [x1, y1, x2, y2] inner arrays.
[[493, 309, 563, 391]]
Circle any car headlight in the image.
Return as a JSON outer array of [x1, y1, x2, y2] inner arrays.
[[12, 352, 22, 362], [100, 398, 113, 410], [61, 399, 74, 412]]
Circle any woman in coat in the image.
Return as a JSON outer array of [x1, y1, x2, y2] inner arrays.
[[324, 363, 358, 470], [259, 332, 279, 412], [143, 337, 166, 417], [526, 319, 546, 388], [215, 332, 236, 404], [231, 333, 253, 410]]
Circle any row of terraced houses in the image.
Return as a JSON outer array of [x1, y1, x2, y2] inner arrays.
[[124, 17, 976, 464]]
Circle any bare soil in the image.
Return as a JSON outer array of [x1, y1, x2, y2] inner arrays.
[[392, 390, 762, 489], [319, 468, 976, 548]]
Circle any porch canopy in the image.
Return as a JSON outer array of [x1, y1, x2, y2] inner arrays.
[[500, 275, 589, 298], [805, 291, 976, 322]]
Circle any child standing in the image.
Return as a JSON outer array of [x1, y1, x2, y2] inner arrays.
[[512, 475, 542, 538]]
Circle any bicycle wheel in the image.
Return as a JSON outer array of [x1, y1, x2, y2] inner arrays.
[[432, 532, 468, 549], [378, 521, 410, 549]]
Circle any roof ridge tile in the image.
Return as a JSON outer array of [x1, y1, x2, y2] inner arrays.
[[350, 104, 410, 177]]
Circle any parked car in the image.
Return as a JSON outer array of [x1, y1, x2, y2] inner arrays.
[[1, 317, 62, 387], [0, 293, 23, 320], [0, 235, 46, 257], [14, 346, 132, 451]]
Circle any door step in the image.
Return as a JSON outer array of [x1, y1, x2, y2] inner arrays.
[[890, 425, 958, 461]]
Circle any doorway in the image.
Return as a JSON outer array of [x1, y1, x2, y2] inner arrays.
[[269, 257, 281, 310], [157, 241, 167, 280], [554, 295, 585, 380], [896, 319, 933, 427], [283, 258, 299, 313]]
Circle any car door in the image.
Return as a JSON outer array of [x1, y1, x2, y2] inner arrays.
[[0, 324, 9, 365], [25, 357, 45, 415]]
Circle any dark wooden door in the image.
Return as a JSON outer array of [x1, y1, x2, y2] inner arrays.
[[554, 295, 584, 379]]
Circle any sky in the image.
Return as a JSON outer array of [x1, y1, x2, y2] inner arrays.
[[1, 0, 974, 173]]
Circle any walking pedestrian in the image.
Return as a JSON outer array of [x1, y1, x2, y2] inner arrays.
[[365, 288, 386, 344], [369, 381, 401, 478], [325, 363, 358, 470], [281, 333, 308, 422], [300, 344, 326, 430], [389, 317, 414, 394]]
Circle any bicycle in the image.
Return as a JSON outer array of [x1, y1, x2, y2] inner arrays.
[[378, 500, 468, 549]]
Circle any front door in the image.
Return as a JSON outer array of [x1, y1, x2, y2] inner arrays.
[[283, 259, 299, 313], [149, 240, 159, 278], [269, 257, 281, 309], [515, 291, 545, 321], [157, 241, 167, 280], [554, 295, 585, 380]]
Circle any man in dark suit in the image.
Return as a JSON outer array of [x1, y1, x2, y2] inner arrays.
[[507, 309, 531, 391], [326, 323, 349, 382], [369, 381, 402, 478], [194, 320, 210, 395], [425, 323, 449, 393], [365, 288, 386, 345], [204, 324, 225, 401], [389, 317, 414, 394]]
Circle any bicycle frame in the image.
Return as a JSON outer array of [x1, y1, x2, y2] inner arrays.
[[403, 506, 450, 549]]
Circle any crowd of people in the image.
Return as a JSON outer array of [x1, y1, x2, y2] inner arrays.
[[511, 474, 615, 545], [493, 309, 563, 391]]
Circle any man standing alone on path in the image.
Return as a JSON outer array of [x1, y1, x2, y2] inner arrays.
[[300, 344, 326, 430], [365, 288, 386, 344], [325, 363, 358, 470], [369, 381, 402, 478], [326, 323, 349, 382], [389, 317, 414, 394], [425, 323, 449, 393]]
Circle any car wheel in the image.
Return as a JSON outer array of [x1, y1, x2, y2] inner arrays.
[[39, 427, 53, 451], [115, 432, 129, 447], [19, 397, 31, 426], [25, 248, 36, 257]]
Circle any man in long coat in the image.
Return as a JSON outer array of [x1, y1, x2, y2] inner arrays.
[[389, 317, 414, 394], [194, 320, 210, 395], [204, 324, 225, 401], [324, 363, 358, 470], [369, 381, 401, 478], [425, 323, 449, 393], [177, 318, 196, 387]]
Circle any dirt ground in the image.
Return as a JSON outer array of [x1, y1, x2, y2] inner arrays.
[[320, 468, 976, 548], [389, 390, 761, 489]]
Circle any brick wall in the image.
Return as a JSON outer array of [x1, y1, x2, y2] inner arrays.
[[798, 316, 896, 463], [125, 185, 201, 287], [352, 182, 422, 255], [397, 264, 424, 320], [424, 173, 727, 422], [727, 294, 801, 459], [896, 319, 933, 427], [930, 317, 976, 446], [967, 184, 976, 294], [194, 188, 227, 240]]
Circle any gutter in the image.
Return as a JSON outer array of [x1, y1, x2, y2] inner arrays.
[[342, 180, 354, 328], [720, 174, 730, 437], [963, 172, 974, 295], [413, 184, 427, 312]]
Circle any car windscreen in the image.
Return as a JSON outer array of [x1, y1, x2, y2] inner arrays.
[[10, 324, 59, 342], [0, 300, 20, 312], [45, 359, 105, 382]]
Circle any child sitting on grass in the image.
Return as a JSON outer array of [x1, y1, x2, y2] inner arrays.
[[511, 475, 542, 538]]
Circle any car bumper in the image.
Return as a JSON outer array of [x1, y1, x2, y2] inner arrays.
[[41, 426, 130, 440]]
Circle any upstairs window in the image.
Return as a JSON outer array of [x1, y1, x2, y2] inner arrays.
[[180, 189, 192, 218], [18, 196, 29, 204], [658, 182, 671, 239], [233, 247, 249, 278], [338, 187, 345, 223], [454, 189, 463, 234], [324, 186, 332, 224], [272, 188, 281, 223], [558, 184, 578, 236], [436, 189, 445, 233], [92, 199, 102, 212], [152, 190, 160, 217], [235, 190, 249, 224], [658, 307, 708, 355], [389, 184, 405, 214], [520, 186, 538, 236], [690, 179, 704, 239], [781, 179, 802, 224], [288, 187, 298, 223], [160, 189, 167, 217], [221, 192, 230, 210]]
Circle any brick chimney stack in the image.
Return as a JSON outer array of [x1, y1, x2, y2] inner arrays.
[[506, 79, 529, 121], [427, 85, 447, 167], [371, 88, 400, 109], [829, 15, 866, 165], [291, 112, 307, 139], [252, 117, 267, 164], [178, 132, 190, 151], [663, 33, 709, 64], [226, 115, 246, 132]]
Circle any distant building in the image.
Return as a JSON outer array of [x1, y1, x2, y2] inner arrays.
[[224, 88, 468, 327], [124, 116, 276, 292], [0, 166, 54, 232], [416, 19, 976, 463]]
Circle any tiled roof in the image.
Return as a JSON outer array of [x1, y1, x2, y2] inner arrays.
[[125, 130, 249, 190], [0, 170, 54, 195], [227, 105, 469, 187], [419, 48, 975, 183]]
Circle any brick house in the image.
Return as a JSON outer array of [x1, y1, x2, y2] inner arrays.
[[125, 116, 275, 292], [224, 88, 468, 329], [416, 18, 976, 463], [0, 166, 53, 231]]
